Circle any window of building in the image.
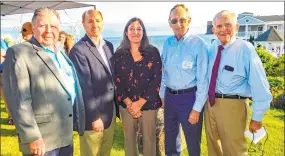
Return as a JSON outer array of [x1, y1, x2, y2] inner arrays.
[[270, 25, 278, 29], [258, 27, 263, 31]]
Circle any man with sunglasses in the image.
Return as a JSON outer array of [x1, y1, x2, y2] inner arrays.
[[159, 4, 208, 156], [205, 10, 272, 156], [21, 22, 33, 41]]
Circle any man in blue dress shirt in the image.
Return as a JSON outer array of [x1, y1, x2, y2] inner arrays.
[[159, 4, 208, 156], [205, 10, 272, 156]]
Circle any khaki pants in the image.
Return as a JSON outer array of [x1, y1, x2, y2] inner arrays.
[[204, 98, 249, 156], [120, 106, 157, 156], [80, 107, 116, 156]]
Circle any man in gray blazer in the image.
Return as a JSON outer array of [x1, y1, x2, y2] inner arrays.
[[69, 9, 119, 156], [3, 7, 85, 156]]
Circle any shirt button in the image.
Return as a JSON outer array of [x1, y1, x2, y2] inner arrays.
[[68, 98, 71, 101], [69, 114, 72, 117]]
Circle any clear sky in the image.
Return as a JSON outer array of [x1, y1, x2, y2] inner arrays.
[[1, 1, 284, 38]]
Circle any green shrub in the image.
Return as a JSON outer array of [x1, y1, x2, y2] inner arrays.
[[275, 94, 285, 110], [273, 55, 284, 77], [256, 48, 275, 75], [256, 48, 284, 77], [268, 76, 284, 108]]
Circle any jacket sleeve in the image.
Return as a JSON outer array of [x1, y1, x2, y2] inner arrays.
[[69, 48, 100, 122], [141, 48, 162, 101], [3, 47, 42, 143]]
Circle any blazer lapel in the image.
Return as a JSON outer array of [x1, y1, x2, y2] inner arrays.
[[84, 35, 112, 77], [30, 37, 70, 96]]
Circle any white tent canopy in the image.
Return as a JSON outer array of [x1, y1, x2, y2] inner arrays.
[[1, 1, 95, 16]]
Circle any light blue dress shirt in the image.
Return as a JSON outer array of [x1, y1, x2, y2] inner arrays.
[[159, 30, 209, 112], [41, 44, 77, 105], [208, 38, 272, 121]]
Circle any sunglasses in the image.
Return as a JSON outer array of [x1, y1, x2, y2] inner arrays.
[[170, 18, 188, 25], [22, 28, 27, 32]]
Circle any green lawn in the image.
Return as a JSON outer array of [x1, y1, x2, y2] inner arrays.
[[1, 102, 284, 156]]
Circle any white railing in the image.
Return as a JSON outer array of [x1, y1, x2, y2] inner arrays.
[[237, 31, 264, 38]]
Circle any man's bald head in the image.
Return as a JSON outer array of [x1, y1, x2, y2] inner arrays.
[[82, 9, 103, 22], [82, 9, 104, 39]]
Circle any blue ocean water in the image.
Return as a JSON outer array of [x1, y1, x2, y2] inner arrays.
[[1, 26, 212, 52], [106, 34, 212, 52]]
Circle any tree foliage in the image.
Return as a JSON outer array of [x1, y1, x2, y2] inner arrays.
[[256, 47, 284, 77]]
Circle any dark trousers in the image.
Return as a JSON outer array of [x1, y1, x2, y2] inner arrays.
[[23, 144, 73, 156], [164, 90, 203, 156]]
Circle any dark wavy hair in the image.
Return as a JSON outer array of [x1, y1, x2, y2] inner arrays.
[[117, 17, 151, 53]]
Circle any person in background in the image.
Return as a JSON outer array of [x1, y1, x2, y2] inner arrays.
[[115, 17, 162, 156], [59, 31, 67, 45], [3, 7, 85, 156], [205, 10, 272, 156], [0, 39, 13, 125], [64, 34, 74, 55], [21, 22, 33, 41], [69, 9, 119, 156], [159, 4, 208, 156]]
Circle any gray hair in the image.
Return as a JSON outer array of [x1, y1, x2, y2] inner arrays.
[[212, 10, 237, 26], [31, 7, 60, 25], [169, 4, 191, 20]]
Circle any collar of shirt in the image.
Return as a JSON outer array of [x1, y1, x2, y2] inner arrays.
[[87, 35, 105, 48], [41, 43, 77, 105], [169, 28, 191, 45], [40, 42, 64, 54], [216, 37, 237, 50]]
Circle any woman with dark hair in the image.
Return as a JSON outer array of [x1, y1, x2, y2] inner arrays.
[[114, 17, 162, 156]]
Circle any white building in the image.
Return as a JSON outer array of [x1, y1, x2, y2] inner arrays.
[[254, 27, 284, 57]]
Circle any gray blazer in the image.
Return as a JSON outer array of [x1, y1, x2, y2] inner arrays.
[[2, 37, 85, 154]]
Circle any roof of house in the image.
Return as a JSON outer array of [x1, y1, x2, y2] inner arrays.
[[254, 15, 284, 22], [254, 27, 284, 42], [240, 12, 254, 15], [205, 24, 213, 34]]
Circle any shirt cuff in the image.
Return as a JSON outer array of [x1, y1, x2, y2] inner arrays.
[[252, 112, 264, 122], [192, 102, 204, 112], [159, 88, 165, 98]]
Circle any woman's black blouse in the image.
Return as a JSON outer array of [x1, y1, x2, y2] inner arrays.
[[114, 46, 162, 110]]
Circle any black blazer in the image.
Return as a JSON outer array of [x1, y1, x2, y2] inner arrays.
[[69, 34, 119, 130]]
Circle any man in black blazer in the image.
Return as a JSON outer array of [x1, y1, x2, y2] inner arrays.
[[69, 9, 119, 156]]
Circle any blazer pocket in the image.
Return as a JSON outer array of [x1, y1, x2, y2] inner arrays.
[[34, 114, 52, 124]]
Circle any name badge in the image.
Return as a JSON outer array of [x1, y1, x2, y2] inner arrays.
[[182, 61, 193, 69]]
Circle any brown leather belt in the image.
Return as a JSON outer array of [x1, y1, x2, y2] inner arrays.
[[215, 93, 249, 99]]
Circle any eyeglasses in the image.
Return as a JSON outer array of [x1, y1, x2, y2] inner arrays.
[[170, 18, 188, 25], [22, 28, 27, 32]]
